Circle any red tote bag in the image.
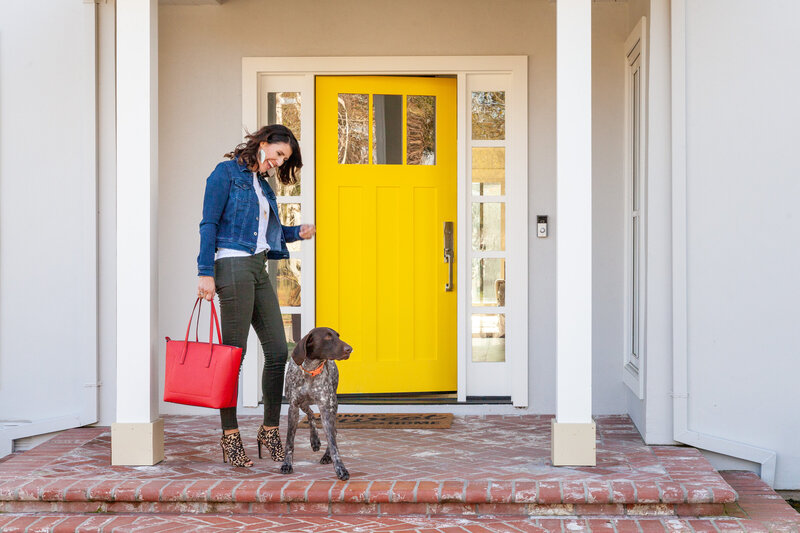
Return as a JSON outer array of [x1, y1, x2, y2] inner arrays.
[[164, 298, 242, 408]]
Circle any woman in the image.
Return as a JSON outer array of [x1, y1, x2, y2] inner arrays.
[[197, 124, 315, 467]]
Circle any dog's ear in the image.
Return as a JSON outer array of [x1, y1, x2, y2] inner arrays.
[[291, 331, 312, 365]]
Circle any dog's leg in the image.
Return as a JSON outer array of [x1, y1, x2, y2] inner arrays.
[[319, 406, 348, 480], [301, 405, 321, 452], [280, 403, 299, 474]]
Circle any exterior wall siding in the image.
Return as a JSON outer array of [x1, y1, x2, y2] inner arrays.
[[156, 0, 629, 415]]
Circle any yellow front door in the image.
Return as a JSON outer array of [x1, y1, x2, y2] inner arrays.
[[316, 76, 457, 394]]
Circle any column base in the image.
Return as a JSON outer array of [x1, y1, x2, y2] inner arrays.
[[111, 418, 164, 465], [551, 419, 596, 466]]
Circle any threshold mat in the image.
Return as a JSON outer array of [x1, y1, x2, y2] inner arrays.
[[299, 412, 453, 429]]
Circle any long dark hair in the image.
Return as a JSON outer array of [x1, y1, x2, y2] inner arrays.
[[225, 124, 302, 185]]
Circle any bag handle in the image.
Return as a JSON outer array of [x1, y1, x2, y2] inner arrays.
[[179, 297, 223, 366]]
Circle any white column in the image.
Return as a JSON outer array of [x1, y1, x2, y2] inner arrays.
[[552, 0, 596, 466], [111, 0, 164, 465]]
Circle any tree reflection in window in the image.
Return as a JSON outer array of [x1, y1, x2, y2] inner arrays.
[[471, 91, 505, 141]]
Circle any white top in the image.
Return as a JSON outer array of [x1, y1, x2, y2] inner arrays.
[[215, 173, 271, 260]]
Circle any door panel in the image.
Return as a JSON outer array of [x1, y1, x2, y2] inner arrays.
[[316, 76, 457, 393]]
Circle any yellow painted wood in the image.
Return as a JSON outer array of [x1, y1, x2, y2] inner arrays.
[[316, 76, 457, 393]]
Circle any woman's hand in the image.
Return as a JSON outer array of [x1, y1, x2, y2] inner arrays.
[[198, 276, 216, 301], [299, 224, 316, 239]]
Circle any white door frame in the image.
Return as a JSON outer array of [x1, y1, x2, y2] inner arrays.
[[241, 56, 528, 407]]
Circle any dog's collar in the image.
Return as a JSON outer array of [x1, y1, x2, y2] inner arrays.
[[299, 360, 326, 377]]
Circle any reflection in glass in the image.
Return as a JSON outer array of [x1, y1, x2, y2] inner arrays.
[[407, 95, 436, 165], [279, 203, 302, 251], [471, 314, 505, 362], [268, 258, 301, 307], [471, 91, 505, 140], [338, 93, 369, 164], [282, 314, 302, 352], [471, 147, 505, 195], [372, 94, 403, 165], [267, 169, 301, 197], [471, 202, 505, 251], [267, 92, 301, 140], [472, 258, 506, 307]]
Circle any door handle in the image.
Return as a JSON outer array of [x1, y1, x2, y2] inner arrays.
[[443, 221, 454, 292]]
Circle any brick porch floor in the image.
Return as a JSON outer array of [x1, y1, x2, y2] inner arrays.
[[0, 415, 798, 531]]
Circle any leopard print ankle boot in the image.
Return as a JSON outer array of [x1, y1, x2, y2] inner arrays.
[[256, 426, 285, 461], [220, 431, 253, 467]]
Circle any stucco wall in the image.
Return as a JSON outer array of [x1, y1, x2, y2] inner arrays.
[[156, 0, 629, 414], [682, 0, 800, 489]]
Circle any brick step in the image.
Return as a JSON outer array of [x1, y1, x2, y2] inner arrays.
[[0, 478, 737, 518], [0, 513, 783, 532]]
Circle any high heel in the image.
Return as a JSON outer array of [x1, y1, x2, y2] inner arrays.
[[257, 426, 285, 461], [220, 431, 253, 467]]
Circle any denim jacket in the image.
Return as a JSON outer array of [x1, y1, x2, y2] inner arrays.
[[197, 159, 301, 276]]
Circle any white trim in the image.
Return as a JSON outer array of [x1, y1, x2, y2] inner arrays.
[[670, 0, 776, 486], [242, 56, 528, 406], [622, 17, 647, 400], [0, 416, 82, 458]]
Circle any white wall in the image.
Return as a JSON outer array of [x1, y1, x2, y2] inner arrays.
[[681, 0, 800, 489], [155, 0, 629, 415], [0, 3, 97, 429]]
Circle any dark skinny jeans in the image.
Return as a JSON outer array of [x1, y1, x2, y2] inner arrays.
[[214, 252, 287, 430]]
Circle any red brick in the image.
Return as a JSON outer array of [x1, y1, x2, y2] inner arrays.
[[712, 486, 738, 503], [416, 481, 439, 502], [16, 479, 50, 500], [488, 481, 513, 503], [208, 480, 241, 502], [440, 481, 465, 502], [610, 481, 635, 503], [585, 482, 611, 504], [53, 516, 97, 532], [626, 503, 673, 516], [156, 480, 192, 501], [330, 502, 379, 515], [135, 479, 170, 502], [634, 481, 661, 503], [287, 501, 329, 514], [306, 480, 336, 502], [561, 481, 586, 504], [428, 503, 477, 516], [537, 481, 561, 504], [111, 479, 146, 501], [513, 481, 536, 503], [611, 519, 643, 533], [585, 518, 617, 532], [686, 519, 721, 533], [635, 519, 668, 532], [538, 518, 571, 530], [256, 480, 287, 503], [340, 480, 371, 503], [526, 503, 574, 516], [62, 479, 99, 502], [366, 481, 393, 503], [674, 503, 724, 517], [282, 480, 311, 502], [20, 515, 70, 532], [0, 479, 22, 499], [657, 482, 685, 503], [476, 503, 527, 516], [573, 503, 624, 515], [683, 483, 714, 503], [183, 479, 217, 501], [249, 502, 288, 513], [378, 502, 428, 515], [232, 480, 261, 502], [85, 479, 121, 501]]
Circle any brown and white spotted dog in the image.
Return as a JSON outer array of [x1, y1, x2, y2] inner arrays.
[[281, 327, 352, 480]]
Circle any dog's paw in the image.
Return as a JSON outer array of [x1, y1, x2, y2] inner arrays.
[[280, 463, 293, 474], [335, 464, 349, 481], [320, 452, 332, 464], [311, 434, 321, 452]]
